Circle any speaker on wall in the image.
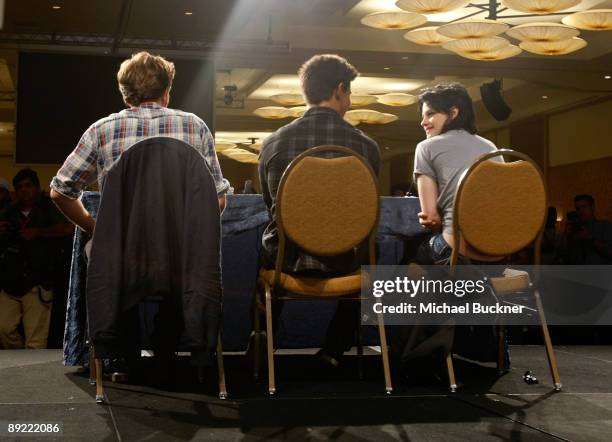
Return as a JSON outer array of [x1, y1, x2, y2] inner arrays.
[[480, 79, 512, 121]]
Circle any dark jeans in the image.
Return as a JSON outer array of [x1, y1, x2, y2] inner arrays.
[[415, 233, 452, 265]]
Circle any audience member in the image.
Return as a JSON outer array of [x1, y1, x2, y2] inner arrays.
[[258, 54, 381, 368], [0, 177, 10, 212], [49, 51, 230, 235], [564, 194, 612, 264], [0, 169, 72, 349]]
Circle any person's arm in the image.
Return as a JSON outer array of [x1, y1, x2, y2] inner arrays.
[[416, 174, 441, 229], [49, 124, 98, 234], [200, 123, 230, 211], [49, 190, 95, 235]]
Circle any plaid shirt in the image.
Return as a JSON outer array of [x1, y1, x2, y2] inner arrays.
[[51, 102, 230, 199], [259, 106, 381, 273]]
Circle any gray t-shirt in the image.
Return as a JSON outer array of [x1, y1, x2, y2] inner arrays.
[[413, 130, 498, 235]]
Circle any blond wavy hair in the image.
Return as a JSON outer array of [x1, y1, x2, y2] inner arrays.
[[117, 52, 175, 107]]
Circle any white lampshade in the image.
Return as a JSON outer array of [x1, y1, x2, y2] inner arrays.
[[506, 22, 580, 42], [403, 26, 453, 45], [378, 113, 400, 124], [376, 93, 418, 106], [457, 44, 522, 61], [562, 9, 612, 31], [345, 109, 398, 125], [443, 36, 510, 54], [350, 95, 378, 107], [502, 0, 581, 14], [519, 37, 587, 55], [253, 106, 293, 119], [269, 93, 305, 106], [396, 0, 470, 14], [361, 11, 427, 30], [438, 19, 509, 39], [289, 106, 308, 117]]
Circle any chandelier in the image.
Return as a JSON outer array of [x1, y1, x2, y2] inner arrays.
[[361, 1, 612, 61]]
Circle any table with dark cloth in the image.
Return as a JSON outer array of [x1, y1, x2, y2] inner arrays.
[[63, 193, 423, 365]]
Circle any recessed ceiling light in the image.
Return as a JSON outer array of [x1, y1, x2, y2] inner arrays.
[[542, 95, 549, 99], [605, 75, 611, 80], [402, 56, 410, 60], [184, 11, 193, 16], [52, 5, 61, 9], [383, 67, 391, 70]]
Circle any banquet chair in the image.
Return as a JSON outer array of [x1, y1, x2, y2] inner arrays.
[[445, 148, 561, 392], [85, 137, 227, 403], [253, 145, 392, 396]]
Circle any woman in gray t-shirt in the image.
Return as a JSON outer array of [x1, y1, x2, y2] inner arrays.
[[412, 83, 498, 264]]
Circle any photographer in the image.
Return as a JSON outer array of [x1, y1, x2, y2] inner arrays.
[[0, 169, 73, 349]]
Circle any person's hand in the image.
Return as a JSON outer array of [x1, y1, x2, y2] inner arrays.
[[20, 227, 41, 240], [418, 211, 441, 229]]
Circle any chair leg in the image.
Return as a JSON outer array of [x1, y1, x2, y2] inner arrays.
[[446, 353, 457, 393], [535, 289, 562, 391], [357, 320, 364, 381], [376, 313, 393, 395], [94, 357, 105, 404], [253, 290, 261, 380], [264, 282, 276, 396], [497, 324, 506, 375], [88, 346, 96, 385], [217, 334, 227, 400]]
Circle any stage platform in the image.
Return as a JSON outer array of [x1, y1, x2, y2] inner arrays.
[[1, 346, 611, 441]]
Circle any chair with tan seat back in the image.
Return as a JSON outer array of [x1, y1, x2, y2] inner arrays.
[[253, 145, 393, 396], [445, 148, 561, 392]]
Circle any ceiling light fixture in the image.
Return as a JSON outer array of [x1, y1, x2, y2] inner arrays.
[[443, 36, 511, 55], [501, 0, 581, 14], [505, 22, 580, 42], [361, 11, 427, 30], [350, 95, 378, 107], [562, 9, 612, 31], [376, 93, 418, 106], [253, 106, 294, 119], [52, 5, 61, 9], [365, 1, 600, 61], [519, 37, 587, 55], [605, 75, 611, 79], [456, 44, 522, 61], [403, 26, 453, 45], [438, 19, 509, 39], [395, 0, 471, 14], [184, 11, 193, 16], [270, 93, 305, 106]]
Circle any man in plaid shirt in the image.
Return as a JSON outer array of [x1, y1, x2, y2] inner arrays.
[[258, 54, 381, 367], [50, 51, 229, 235]]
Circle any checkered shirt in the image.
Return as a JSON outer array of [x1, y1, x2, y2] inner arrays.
[[51, 102, 229, 199], [259, 106, 381, 273]]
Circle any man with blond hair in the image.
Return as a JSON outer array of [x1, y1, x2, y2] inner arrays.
[[50, 51, 229, 233]]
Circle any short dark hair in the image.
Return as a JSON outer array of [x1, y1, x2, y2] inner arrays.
[[418, 82, 477, 135], [574, 194, 594, 205], [13, 168, 40, 188], [298, 54, 359, 105]]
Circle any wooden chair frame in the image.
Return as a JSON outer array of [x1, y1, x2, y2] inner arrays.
[[445, 149, 561, 393], [253, 145, 392, 396]]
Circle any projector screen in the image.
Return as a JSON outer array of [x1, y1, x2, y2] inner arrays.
[[16, 52, 216, 164]]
